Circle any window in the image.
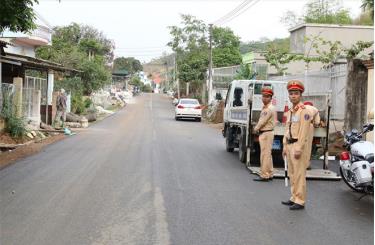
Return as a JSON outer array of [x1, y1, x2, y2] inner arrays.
[[180, 99, 199, 105], [232, 87, 243, 107], [254, 84, 263, 94]]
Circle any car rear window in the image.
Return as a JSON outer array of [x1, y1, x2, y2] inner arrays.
[[180, 99, 199, 105]]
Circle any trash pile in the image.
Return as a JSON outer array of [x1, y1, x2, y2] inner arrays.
[[204, 100, 225, 124], [92, 89, 133, 109], [62, 88, 134, 127]]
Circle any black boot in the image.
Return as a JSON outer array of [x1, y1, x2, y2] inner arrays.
[[253, 177, 270, 182], [289, 203, 305, 210], [281, 200, 294, 206]]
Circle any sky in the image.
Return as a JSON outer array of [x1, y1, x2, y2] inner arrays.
[[34, 0, 363, 63]]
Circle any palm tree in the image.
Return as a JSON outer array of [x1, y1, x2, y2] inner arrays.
[[361, 0, 374, 20]]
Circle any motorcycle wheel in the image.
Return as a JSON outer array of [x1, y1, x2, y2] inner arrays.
[[339, 167, 366, 193]]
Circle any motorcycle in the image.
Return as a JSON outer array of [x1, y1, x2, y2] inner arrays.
[[339, 123, 374, 194]]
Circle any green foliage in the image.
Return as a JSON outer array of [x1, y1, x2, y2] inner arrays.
[[361, 0, 374, 20], [36, 23, 113, 95], [344, 41, 374, 59], [353, 11, 374, 25], [80, 58, 111, 95], [54, 77, 84, 94], [129, 75, 142, 87], [141, 84, 153, 93], [0, 89, 26, 138], [0, 0, 38, 33], [168, 14, 209, 96], [263, 33, 373, 73], [113, 57, 143, 74], [212, 27, 242, 67], [281, 0, 367, 27], [263, 47, 300, 74], [167, 15, 242, 98], [71, 93, 85, 115], [304, 0, 352, 25], [84, 98, 93, 109], [5, 115, 27, 138], [240, 38, 290, 54], [235, 64, 257, 79]]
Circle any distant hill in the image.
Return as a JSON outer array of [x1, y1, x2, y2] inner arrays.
[[240, 37, 290, 54]]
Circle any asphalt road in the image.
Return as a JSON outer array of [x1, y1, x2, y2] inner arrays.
[[0, 94, 373, 245]]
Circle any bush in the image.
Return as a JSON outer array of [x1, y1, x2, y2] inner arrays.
[[84, 97, 93, 108], [1, 88, 27, 138], [71, 94, 85, 115], [141, 84, 153, 93], [5, 116, 27, 138]]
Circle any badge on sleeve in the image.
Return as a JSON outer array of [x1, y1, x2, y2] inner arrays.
[[304, 114, 310, 120]]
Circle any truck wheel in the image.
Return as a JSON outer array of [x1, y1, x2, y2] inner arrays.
[[238, 131, 247, 163], [225, 128, 234, 152]]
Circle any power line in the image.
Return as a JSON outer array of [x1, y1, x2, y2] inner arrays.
[[212, 0, 252, 25], [115, 46, 168, 51], [212, 0, 261, 26], [219, 0, 261, 25]]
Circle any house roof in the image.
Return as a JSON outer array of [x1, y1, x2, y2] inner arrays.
[[289, 23, 374, 33], [112, 69, 129, 76], [0, 39, 14, 47], [0, 52, 80, 72]]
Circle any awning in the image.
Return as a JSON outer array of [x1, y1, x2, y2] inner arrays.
[[0, 52, 81, 73]]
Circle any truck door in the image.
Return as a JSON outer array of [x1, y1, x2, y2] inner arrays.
[[223, 84, 232, 122]]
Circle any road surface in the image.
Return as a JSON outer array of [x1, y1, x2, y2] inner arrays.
[[0, 94, 373, 245]]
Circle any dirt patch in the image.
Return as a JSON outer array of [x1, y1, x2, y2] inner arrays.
[[206, 122, 224, 131], [0, 134, 66, 170], [0, 132, 30, 144]]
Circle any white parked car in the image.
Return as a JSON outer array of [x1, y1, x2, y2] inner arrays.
[[175, 98, 202, 122]]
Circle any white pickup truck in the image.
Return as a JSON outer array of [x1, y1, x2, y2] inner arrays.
[[222, 80, 332, 175]]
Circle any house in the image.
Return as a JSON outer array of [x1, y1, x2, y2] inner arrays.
[[0, 14, 77, 129], [251, 23, 374, 76]]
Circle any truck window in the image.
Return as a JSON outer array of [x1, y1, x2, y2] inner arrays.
[[233, 87, 243, 107], [254, 84, 263, 94]]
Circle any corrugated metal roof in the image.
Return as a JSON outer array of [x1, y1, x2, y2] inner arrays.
[[0, 52, 80, 72]]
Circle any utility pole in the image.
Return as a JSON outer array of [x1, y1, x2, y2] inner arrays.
[[208, 23, 213, 104], [164, 61, 168, 92], [175, 53, 180, 99]]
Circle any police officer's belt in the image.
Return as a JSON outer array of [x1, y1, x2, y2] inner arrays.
[[259, 130, 274, 134], [287, 138, 298, 144]]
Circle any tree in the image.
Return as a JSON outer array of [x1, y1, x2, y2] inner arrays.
[[281, 0, 353, 27], [240, 38, 290, 54], [36, 23, 113, 95], [129, 75, 142, 87], [113, 57, 143, 74], [167, 14, 242, 98], [352, 11, 374, 26], [361, 0, 374, 20], [212, 27, 242, 67], [0, 0, 38, 34], [263, 47, 299, 75], [303, 0, 352, 24], [168, 15, 208, 97]]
